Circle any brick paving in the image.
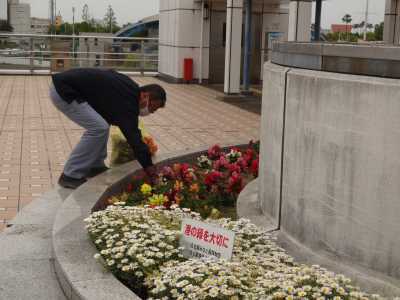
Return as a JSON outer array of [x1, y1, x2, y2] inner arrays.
[[0, 75, 260, 229]]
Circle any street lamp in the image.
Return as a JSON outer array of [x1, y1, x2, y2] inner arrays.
[[314, 0, 322, 41], [72, 7, 75, 61], [363, 0, 369, 41]]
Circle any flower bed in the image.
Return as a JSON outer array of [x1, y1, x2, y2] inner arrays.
[[85, 142, 383, 299], [107, 142, 260, 219], [85, 205, 381, 300]]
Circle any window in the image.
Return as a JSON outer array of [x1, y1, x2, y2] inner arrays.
[[95, 54, 101, 67]]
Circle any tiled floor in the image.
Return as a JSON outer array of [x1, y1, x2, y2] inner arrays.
[[0, 75, 260, 230]]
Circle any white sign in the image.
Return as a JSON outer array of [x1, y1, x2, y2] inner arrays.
[[179, 218, 235, 261]]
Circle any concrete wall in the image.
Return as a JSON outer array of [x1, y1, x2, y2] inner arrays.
[[159, 1, 210, 81], [260, 4, 288, 79], [259, 63, 288, 228], [158, 0, 290, 84], [260, 62, 400, 280]]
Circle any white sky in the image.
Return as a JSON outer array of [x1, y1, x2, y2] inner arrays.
[[1, 0, 385, 27], [19, 0, 160, 25], [314, 0, 385, 29]]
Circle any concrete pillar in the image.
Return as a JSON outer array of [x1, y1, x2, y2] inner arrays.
[[383, 0, 400, 44], [288, 0, 312, 42], [224, 0, 243, 94], [243, 0, 252, 92], [158, 1, 210, 83]]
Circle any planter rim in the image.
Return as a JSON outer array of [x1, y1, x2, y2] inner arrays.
[[52, 141, 251, 300]]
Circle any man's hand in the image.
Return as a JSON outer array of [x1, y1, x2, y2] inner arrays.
[[144, 165, 158, 185]]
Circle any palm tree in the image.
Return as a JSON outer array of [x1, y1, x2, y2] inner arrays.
[[342, 14, 352, 41]]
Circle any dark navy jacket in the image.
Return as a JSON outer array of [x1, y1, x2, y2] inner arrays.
[[52, 68, 152, 168]]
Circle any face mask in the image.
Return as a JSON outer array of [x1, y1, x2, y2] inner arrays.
[[139, 105, 150, 116]]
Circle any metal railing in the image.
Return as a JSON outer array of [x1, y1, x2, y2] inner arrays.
[[0, 33, 159, 75]]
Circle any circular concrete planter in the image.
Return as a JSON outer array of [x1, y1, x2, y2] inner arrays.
[[237, 179, 400, 297], [52, 142, 250, 300], [272, 41, 400, 78]]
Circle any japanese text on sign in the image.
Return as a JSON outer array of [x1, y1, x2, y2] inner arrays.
[[179, 218, 235, 261]]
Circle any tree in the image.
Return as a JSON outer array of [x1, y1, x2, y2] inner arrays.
[[342, 14, 352, 41], [0, 20, 13, 32], [104, 5, 117, 33], [121, 22, 133, 29], [82, 4, 90, 23], [374, 22, 384, 41]]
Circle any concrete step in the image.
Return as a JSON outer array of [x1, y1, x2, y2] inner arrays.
[[0, 188, 73, 300]]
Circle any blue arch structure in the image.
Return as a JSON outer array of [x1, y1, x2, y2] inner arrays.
[[113, 15, 159, 53], [115, 15, 159, 39]]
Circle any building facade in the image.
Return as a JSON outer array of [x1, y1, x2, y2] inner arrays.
[[30, 17, 50, 34], [330, 24, 352, 33], [158, 0, 312, 94], [0, 0, 7, 21], [55, 14, 62, 28], [78, 32, 113, 68], [8, 0, 31, 33]]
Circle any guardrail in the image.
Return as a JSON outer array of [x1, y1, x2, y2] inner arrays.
[[0, 33, 159, 75]]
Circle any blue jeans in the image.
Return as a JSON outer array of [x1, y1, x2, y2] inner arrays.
[[49, 84, 109, 179]]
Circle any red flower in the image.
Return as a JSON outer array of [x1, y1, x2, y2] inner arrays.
[[161, 166, 175, 180], [204, 170, 223, 186], [227, 171, 243, 193], [236, 157, 249, 170], [132, 174, 145, 182], [163, 199, 172, 209], [207, 145, 222, 160], [181, 163, 190, 173], [251, 157, 259, 177], [231, 146, 242, 153], [227, 163, 241, 175], [126, 183, 133, 192], [213, 155, 229, 171]]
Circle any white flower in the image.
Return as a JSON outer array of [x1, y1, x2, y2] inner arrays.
[[86, 205, 382, 300], [107, 259, 115, 266]]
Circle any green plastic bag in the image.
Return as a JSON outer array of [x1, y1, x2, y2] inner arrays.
[[110, 121, 155, 166]]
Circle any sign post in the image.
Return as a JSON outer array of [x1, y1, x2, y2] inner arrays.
[[180, 218, 235, 261]]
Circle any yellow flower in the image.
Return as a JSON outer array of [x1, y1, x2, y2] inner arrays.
[[140, 183, 152, 195], [174, 180, 183, 191], [297, 291, 307, 297], [149, 194, 168, 206]]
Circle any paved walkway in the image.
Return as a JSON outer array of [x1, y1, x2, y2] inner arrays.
[[0, 75, 260, 230]]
